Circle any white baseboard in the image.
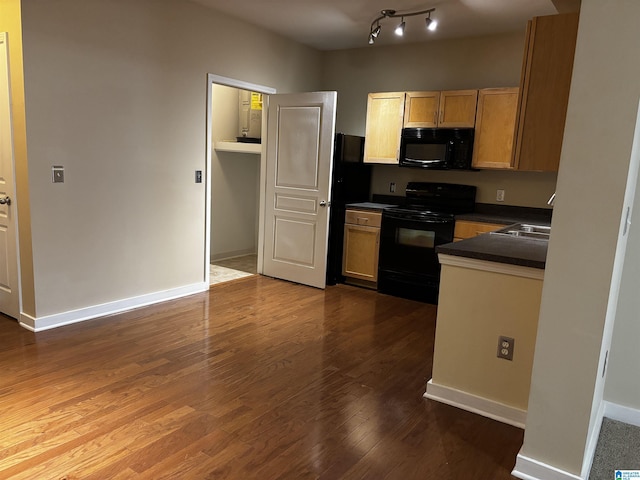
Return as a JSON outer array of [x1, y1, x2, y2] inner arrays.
[[512, 454, 584, 480], [19, 282, 209, 332], [211, 249, 256, 262], [424, 379, 527, 429], [603, 400, 640, 427]]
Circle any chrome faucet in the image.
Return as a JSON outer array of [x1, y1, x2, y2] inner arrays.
[[547, 192, 556, 206]]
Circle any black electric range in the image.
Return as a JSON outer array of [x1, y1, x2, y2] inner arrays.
[[377, 182, 477, 303]]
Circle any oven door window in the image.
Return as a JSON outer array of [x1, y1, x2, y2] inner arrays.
[[397, 228, 435, 248], [379, 215, 454, 276]]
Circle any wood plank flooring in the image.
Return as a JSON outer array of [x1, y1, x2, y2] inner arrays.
[[0, 276, 523, 479]]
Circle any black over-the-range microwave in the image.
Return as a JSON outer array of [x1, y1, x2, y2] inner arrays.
[[399, 127, 475, 170]]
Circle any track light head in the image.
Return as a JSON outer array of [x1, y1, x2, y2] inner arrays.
[[425, 13, 438, 31], [372, 24, 381, 38], [394, 18, 405, 36]]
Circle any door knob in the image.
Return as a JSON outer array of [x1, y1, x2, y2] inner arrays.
[[0, 196, 11, 206], [319, 200, 330, 207]]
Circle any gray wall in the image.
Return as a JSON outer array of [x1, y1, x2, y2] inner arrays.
[[605, 145, 640, 411], [21, 0, 321, 317]]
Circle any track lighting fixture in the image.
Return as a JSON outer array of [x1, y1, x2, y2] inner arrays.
[[368, 8, 437, 45]]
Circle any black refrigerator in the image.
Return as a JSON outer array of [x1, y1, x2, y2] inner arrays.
[[326, 133, 372, 285]]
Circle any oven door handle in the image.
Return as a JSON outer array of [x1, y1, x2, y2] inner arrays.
[[383, 212, 453, 223]]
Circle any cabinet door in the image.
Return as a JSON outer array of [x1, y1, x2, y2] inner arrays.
[[438, 90, 478, 127], [454, 220, 507, 241], [363, 92, 405, 164], [404, 91, 440, 128], [342, 224, 380, 282], [513, 13, 579, 171], [472, 88, 519, 170]]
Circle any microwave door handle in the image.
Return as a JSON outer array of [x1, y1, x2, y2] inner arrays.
[[404, 158, 446, 166]]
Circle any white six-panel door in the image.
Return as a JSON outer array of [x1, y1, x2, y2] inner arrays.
[[0, 33, 20, 319], [262, 92, 337, 289]]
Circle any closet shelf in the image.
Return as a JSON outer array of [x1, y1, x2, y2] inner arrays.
[[214, 141, 261, 154]]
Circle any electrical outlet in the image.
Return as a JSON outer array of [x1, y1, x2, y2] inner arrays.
[[497, 336, 515, 361], [390, 182, 396, 193], [496, 189, 505, 202], [195, 170, 202, 183]]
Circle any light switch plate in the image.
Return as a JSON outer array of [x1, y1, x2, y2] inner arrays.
[[52, 166, 64, 183]]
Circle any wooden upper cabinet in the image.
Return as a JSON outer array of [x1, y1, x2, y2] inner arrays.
[[363, 92, 405, 164], [513, 13, 579, 172], [404, 91, 440, 128], [472, 88, 519, 170], [438, 90, 478, 127]]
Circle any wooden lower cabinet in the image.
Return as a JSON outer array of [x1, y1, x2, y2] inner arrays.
[[454, 220, 507, 242], [342, 210, 381, 287]]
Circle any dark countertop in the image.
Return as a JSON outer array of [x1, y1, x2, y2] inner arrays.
[[455, 203, 553, 226], [346, 202, 399, 211], [437, 234, 548, 269]]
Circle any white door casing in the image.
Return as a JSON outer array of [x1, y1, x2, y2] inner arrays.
[[0, 32, 20, 319], [263, 92, 337, 289]]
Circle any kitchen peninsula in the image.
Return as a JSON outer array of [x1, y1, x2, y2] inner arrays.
[[425, 227, 549, 428]]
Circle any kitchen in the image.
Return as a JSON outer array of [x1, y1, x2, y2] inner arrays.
[[315, 3, 640, 478], [332, 11, 576, 432]]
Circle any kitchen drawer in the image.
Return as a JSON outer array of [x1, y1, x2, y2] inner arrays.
[[345, 210, 382, 228], [454, 220, 507, 240]]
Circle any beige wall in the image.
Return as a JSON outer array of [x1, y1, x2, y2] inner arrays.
[[432, 263, 543, 411], [210, 84, 260, 260], [0, 0, 34, 316], [321, 32, 557, 209], [20, 0, 321, 318], [520, 0, 640, 476]]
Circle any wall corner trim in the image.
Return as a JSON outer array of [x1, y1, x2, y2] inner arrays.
[[424, 379, 527, 429], [512, 454, 585, 480], [18, 282, 209, 332]]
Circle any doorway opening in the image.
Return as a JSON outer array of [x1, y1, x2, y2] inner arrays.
[[205, 74, 276, 286]]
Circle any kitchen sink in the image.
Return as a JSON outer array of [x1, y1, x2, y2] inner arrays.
[[490, 223, 551, 240]]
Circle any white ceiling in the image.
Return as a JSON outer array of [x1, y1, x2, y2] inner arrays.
[[192, 0, 567, 51]]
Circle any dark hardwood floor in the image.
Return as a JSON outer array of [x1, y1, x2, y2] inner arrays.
[[0, 276, 522, 479]]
